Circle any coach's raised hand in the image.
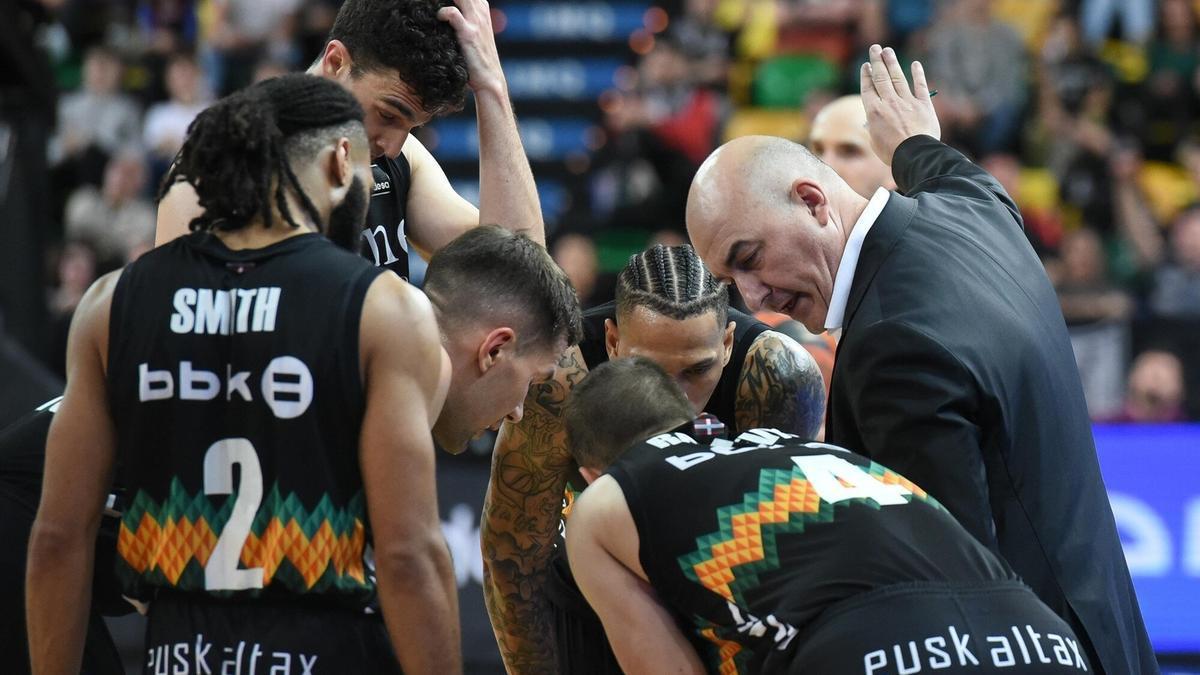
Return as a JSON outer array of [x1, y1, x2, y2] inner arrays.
[[859, 44, 940, 166]]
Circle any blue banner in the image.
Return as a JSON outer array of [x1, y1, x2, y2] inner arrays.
[[499, 3, 648, 42], [449, 179, 570, 221], [504, 58, 625, 101], [427, 118, 595, 162], [1093, 424, 1200, 653]]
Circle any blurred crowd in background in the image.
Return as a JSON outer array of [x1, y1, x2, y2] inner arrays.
[[6, 0, 1200, 426]]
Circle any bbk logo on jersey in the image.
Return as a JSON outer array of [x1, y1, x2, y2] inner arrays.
[[138, 357, 314, 419]]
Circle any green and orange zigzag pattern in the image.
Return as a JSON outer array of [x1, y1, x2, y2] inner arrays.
[[678, 462, 939, 675], [117, 479, 370, 597]]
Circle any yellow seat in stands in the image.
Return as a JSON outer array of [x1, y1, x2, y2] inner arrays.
[[723, 108, 809, 143], [1138, 161, 1197, 224], [1017, 168, 1060, 212]]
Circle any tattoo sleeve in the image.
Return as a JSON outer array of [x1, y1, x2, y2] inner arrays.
[[735, 330, 827, 439], [481, 346, 588, 674]]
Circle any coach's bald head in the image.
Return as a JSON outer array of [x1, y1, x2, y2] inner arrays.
[[686, 135, 869, 333]]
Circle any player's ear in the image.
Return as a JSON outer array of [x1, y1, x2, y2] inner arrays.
[[604, 318, 619, 359], [478, 327, 516, 373], [326, 137, 354, 201], [320, 40, 353, 81], [721, 320, 736, 366], [579, 465, 603, 485]]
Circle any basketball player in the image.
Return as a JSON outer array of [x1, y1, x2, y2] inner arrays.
[[156, 0, 545, 276], [481, 244, 825, 673], [26, 74, 580, 675], [1, 398, 127, 675], [565, 358, 1091, 674]]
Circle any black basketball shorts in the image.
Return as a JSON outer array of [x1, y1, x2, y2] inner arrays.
[[143, 594, 402, 675], [546, 548, 623, 675], [771, 580, 1092, 674]]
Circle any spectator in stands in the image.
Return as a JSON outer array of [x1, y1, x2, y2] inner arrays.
[[46, 238, 102, 378], [143, 52, 210, 179], [634, 35, 725, 166], [1141, 0, 1200, 160], [594, 36, 724, 233], [1150, 205, 1200, 318], [1108, 350, 1188, 423], [49, 45, 142, 184], [859, 0, 940, 48], [924, 0, 1027, 154], [1108, 142, 1167, 288], [981, 152, 1063, 259], [203, 0, 301, 95], [63, 149, 156, 264], [1080, 0, 1154, 48], [1038, 12, 1118, 235], [809, 95, 894, 199], [251, 58, 291, 84], [1056, 227, 1133, 417], [130, 0, 200, 105], [671, 0, 730, 88], [552, 233, 602, 309]]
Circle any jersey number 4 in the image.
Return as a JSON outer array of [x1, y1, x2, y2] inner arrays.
[[791, 453, 912, 506], [203, 438, 265, 591]]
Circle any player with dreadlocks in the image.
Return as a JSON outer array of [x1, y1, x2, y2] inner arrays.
[[27, 74, 462, 674], [481, 244, 827, 673]]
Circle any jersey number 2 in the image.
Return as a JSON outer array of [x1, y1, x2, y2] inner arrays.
[[203, 438, 265, 590]]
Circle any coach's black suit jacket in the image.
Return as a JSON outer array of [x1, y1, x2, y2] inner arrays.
[[826, 135, 1157, 674]]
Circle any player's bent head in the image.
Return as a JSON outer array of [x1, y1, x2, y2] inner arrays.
[[609, 244, 734, 412], [423, 225, 584, 453], [161, 74, 371, 250], [565, 357, 693, 477], [320, 0, 468, 158]]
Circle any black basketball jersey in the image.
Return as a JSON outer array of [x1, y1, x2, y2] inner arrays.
[[106, 232, 384, 607], [606, 428, 1015, 674], [577, 302, 770, 430], [361, 154, 412, 279]]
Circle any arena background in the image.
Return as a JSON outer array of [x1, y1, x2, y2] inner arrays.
[[1, 0, 1198, 671]]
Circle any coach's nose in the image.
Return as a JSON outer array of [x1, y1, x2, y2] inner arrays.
[[731, 271, 771, 311]]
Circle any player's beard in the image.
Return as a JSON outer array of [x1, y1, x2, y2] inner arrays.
[[326, 175, 368, 253]]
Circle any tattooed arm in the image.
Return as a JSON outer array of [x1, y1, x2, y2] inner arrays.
[[735, 330, 827, 439], [481, 346, 589, 674]]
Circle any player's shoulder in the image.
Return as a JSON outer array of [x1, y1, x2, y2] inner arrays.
[[399, 133, 432, 173], [364, 273, 436, 331], [79, 269, 124, 314], [738, 329, 824, 393], [567, 474, 628, 537], [744, 328, 808, 362]]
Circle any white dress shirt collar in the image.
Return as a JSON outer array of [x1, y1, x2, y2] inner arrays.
[[824, 187, 891, 335]]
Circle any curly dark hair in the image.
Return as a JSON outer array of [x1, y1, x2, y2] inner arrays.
[[159, 74, 365, 233], [616, 244, 730, 326], [329, 0, 469, 115]]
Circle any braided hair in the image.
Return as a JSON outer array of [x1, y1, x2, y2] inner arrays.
[[159, 74, 365, 233], [616, 244, 729, 325]]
